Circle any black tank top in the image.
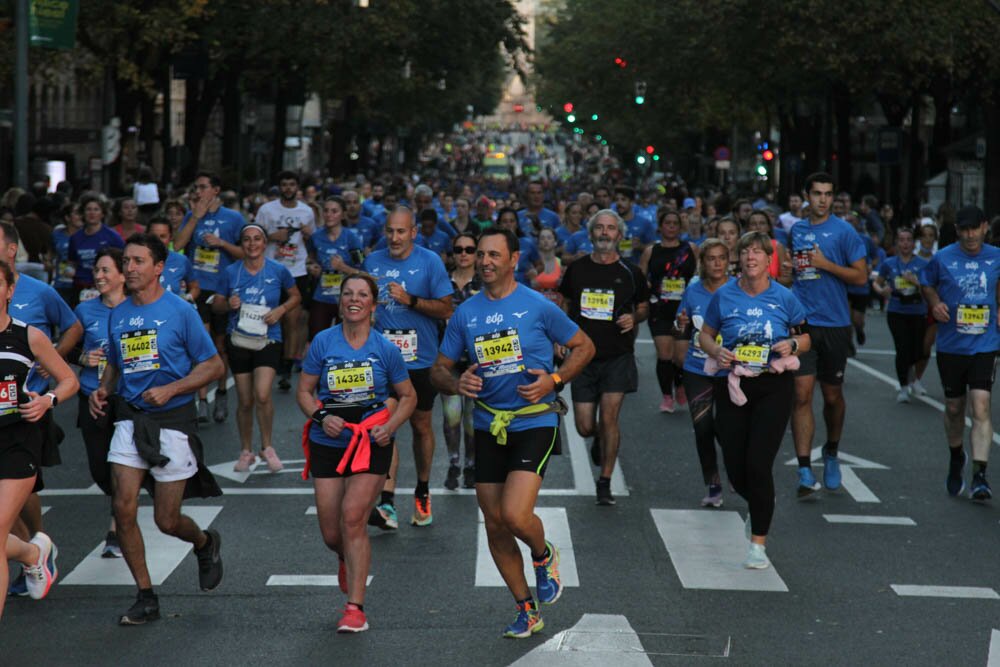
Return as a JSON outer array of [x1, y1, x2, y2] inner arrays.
[[647, 242, 697, 301], [0, 317, 35, 428]]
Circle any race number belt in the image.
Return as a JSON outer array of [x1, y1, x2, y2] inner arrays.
[[956, 304, 989, 335], [734, 343, 770, 369], [474, 328, 525, 378], [660, 277, 686, 301], [320, 272, 344, 297], [238, 303, 270, 336], [194, 247, 221, 273], [383, 329, 417, 363], [120, 329, 160, 375], [793, 250, 819, 280], [581, 288, 615, 321], [0, 380, 19, 416], [326, 361, 375, 403]]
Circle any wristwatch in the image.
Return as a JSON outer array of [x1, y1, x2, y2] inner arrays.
[[409, 294, 419, 308], [45, 392, 58, 407], [550, 373, 565, 392], [790, 337, 799, 354]]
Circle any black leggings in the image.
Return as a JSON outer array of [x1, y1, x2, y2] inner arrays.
[[713, 373, 794, 537], [76, 393, 113, 496], [887, 312, 928, 387], [656, 359, 685, 396], [682, 372, 719, 484]]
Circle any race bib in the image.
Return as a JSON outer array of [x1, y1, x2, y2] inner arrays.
[[57, 261, 75, 280], [956, 304, 989, 335], [893, 276, 917, 295], [326, 361, 375, 403], [194, 247, 221, 273], [120, 329, 160, 375], [277, 243, 297, 264], [660, 277, 686, 301], [474, 328, 525, 378], [794, 250, 819, 280], [734, 343, 770, 369], [79, 288, 100, 303], [581, 288, 615, 321], [320, 272, 344, 298], [97, 357, 107, 380], [238, 303, 270, 336], [384, 329, 417, 363], [618, 237, 633, 254], [691, 329, 722, 359], [0, 380, 18, 416]]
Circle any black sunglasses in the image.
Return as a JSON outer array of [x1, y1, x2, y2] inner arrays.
[[452, 246, 477, 255]]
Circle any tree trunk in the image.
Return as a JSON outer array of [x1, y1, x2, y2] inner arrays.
[[270, 88, 288, 178], [182, 76, 223, 183], [905, 95, 923, 222], [221, 76, 241, 171], [928, 87, 952, 177], [833, 84, 853, 193]]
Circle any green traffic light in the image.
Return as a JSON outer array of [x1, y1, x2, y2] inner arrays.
[[567, 114, 576, 123], [591, 114, 598, 121], [634, 96, 645, 105], [756, 164, 768, 176], [653, 154, 660, 161], [595, 134, 602, 140], [636, 155, 647, 165]]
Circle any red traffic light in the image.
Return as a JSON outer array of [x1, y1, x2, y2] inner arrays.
[[614, 57, 627, 68], [563, 102, 574, 113], [645, 145, 655, 154], [762, 149, 774, 161]]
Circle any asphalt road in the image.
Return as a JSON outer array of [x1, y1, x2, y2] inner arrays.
[[2, 308, 999, 666]]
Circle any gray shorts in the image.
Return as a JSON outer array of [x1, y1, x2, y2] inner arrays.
[[570, 352, 639, 403]]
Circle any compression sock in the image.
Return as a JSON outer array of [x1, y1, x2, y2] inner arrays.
[[673, 363, 685, 388], [950, 446, 965, 462], [138, 587, 155, 599], [656, 359, 674, 396], [823, 441, 839, 458], [797, 455, 811, 468], [380, 491, 394, 506], [415, 480, 429, 498]]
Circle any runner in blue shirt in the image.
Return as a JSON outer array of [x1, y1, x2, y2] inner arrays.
[[417, 208, 452, 260], [89, 232, 225, 626], [517, 182, 561, 235], [74, 246, 128, 557], [786, 173, 868, 497], [172, 171, 245, 424], [432, 226, 595, 639], [873, 226, 929, 402], [700, 231, 809, 571], [343, 190, 381, 249], [361, 181, 386, 221], [613, 186, 656, 263], [309, 197, 363, 340], [845, 213, 880, 347], [562, 227, 593, 263], [51, 202, 82, 305], [296, 273, 416, 634], [921, 206, 1000, 501], [148, 217, 199, 301], [497, 208, 541, 284], [361, 207, 453, 528], [69, 194, 125, 299]]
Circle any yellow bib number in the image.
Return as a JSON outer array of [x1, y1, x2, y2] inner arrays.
[[326, 361, 375, 402], [120, 329, 160, 375], [660, 277, 686, 301], [321, 272, 344, 297], [734, 344, 770, 368], [474, 328, 525, 378], [194, 247, 221, 273], [581, 289, 615, 321], [957, 304, 989, 334]]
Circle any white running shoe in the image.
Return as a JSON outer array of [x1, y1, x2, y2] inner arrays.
[[910, 379, 928, 396], [24, 532, 57, 600], [896, 387, 911, 403], [742, 542, 770, 570]]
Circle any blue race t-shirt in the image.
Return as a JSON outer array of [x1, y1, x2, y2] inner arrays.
[[361, 199, 386, 222], [419, 227, 452, 256], [217, 259, 295, 341], [920, 243, 1000, 355], [619, 213, 656, 263], [703, 279, 806, 374], [11, 274, 78, 393], [108, 290, 217, 412], [363, 246, 453, 369], [51, 226, 75, 289], [160, 250, 195, 295], [878, 255, 928, 316], [564, 229, 593, 256], [515, 236, 540, 285], [179, 206, 244, 292], [311, 228, 363, 305], [303, 326, 409, 447], [68, 225, 125, 287], [789, 215, 866, 327], [347, 216, 381, 248], [440, 284, 579, 432], [847, 231, 879, 296], [678, 277, 736, 377], [517, 207, 561, 236], [74, 297, 115, 395]]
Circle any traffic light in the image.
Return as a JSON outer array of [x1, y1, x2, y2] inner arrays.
[[645, 145, 655, 154], [636, 155, 647, 165], [563, 102, 574, 113], [614, 57, 627, 68], [634, 81, 646, 105], [591, 113, 599, 121], [566, 114, 576, 123], [762, 149, 774, 161]]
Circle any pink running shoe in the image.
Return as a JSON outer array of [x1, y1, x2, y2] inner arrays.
[[659, 394, 675, 413], [675, 385, 688, 408], [260, 447, 283, 472], [233, 450, 256, 472], [337, 603, 369, 633]]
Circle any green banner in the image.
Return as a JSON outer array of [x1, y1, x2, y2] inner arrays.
[[29, 0, 78, 50]]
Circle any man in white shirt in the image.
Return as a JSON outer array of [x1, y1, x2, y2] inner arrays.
[[778, 193, 804, 233]]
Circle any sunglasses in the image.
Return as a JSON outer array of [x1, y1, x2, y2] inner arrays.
[[453, 246, 477, 255]]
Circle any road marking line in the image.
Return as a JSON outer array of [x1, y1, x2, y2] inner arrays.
[[847, 358, 1000, 447], [650, 509, 787, 592], [823, 514, 915, 526], [476, 507, 578, 588], [61, 506, 222, 586], [784, 446, 888, 470], [42, 506, 50, 515], [560, 390, 628, 497], [510, 614, 654, 666], [891, 585, 999, 599], [988, 629, 1000, 667], [838, 466, 880, 503], [266, 574, 372, 586], [40, 486, 592, 497]]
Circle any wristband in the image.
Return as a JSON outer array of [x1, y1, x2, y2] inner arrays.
[[311, 409, 329, 425]]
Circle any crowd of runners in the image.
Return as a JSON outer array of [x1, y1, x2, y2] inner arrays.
[[1, 161, 995, 637]]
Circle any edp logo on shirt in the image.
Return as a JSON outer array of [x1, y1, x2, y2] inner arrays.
[[486, 313, 504, 325]]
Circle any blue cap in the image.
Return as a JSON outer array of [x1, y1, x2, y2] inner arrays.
[[682, 197, 696, 209]]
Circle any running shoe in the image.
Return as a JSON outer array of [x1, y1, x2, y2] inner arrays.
[[595, 478, 615, 506], [910, 378, 928, 396], [213, 391, 228, 423], [120, 592, 160, 626], [823, 455, 842, 490], [896, 387, 910, 404], [7, 569, 28, 597], [338, 557, 348, 594], [233, 450, 256, 472], [462, 466, 475, 489], [337, 603, 368, 633], [260, 446, 283, 472], [197, 400, 209, 424], [797, 466, 820, 498], [194, 529, 223, 591], [102, 531, 122, 559], [970, 471, 992, 501], [947, 450, 967, 497], [701, 484, 724, 508], [533, 541, 562, 604], [412, 495, 433, 527], [444, 464, 461, 491], [675, 385, 688, 409], [742, 543, 770, 570], [368, 502, 398, 530], [24, 532, 57, 600], [503, 601, 543, 639], [659, 394, 675, 414]]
